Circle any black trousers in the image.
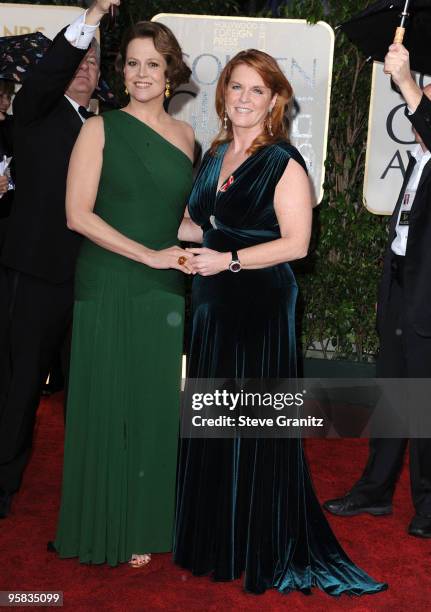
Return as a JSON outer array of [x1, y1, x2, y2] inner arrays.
[[0, 267, 73, 492], [352, 256, 431, 515]]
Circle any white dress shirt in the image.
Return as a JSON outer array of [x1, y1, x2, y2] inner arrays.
[[391, 144, 431, 256], [391, 145, 431, 256], [63, 11, 100, 121], [64, 11, 99, 50]]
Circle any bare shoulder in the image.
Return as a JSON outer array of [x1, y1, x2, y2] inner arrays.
[[179, 119, 195, 141], [169, 117, 194, 143], [83, 114, 104, 129], [281, 157, 308, 181], [166, 116, 195, 160], [79, 115, 105, 147], [83, 115, 104, 131], [274, 159, 309, 200], [274, 156, 313, 207]]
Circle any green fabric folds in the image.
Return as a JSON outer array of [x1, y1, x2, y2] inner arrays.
[[54, 111, 192, 566]]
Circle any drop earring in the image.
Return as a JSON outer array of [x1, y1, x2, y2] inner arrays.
[[125, 86, 129, 96], [223, 110, 228, 130], [165, 78, 171, 98], [268, 108, 273, 136]]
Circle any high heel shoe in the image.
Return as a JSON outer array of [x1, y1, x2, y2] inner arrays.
[[128, 553, 151, 568]]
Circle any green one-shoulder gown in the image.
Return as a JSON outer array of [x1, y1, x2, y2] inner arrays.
[[54, 110, 192, 566]]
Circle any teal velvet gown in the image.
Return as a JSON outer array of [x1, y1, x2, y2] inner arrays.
[[173, 141, 387, 596]]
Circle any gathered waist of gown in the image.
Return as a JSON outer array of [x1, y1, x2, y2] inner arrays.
[[204, 217, 280, 246], [198, 220, 297, 293]]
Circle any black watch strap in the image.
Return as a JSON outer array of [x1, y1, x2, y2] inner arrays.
[[229, 250, 241, 272]]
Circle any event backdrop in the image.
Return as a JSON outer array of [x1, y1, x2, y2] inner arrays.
[[364, 61, 431, 215], [1, 3, 82, 40], [153, 14, 334, 204]]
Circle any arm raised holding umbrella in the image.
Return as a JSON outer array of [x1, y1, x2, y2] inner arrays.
[[384, 43, 422, 111], [340, 0, 431, 76], [13, 0, 119, 124], [384, 43, 431, 151], [340, 1, 431, 142]]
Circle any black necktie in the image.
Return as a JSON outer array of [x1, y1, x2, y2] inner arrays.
[[78, 106, 95, 120]]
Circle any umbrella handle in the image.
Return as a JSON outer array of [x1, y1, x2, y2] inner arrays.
[[393, 26, 405, 44], [109, 5, 118, 26], [394, 0, 411, 44]]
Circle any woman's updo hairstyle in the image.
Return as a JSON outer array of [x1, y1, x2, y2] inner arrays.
[[115, 21, 191, 90]]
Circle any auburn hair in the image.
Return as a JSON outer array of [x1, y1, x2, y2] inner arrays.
[[210, 49, 293, 156], [115, 21, 191, 90]]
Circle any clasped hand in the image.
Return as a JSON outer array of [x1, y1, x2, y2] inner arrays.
[[148, 246, 195, 274], [186, 247, 230, 276]]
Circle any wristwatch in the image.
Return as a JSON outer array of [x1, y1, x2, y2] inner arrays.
[[229, 250, 242, 273]]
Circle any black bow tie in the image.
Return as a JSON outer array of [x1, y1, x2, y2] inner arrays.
[[78, 106, 95, 120]]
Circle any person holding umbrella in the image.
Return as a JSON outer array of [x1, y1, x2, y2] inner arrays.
[[0, 0, 119, 520], [324, 42, 431, 539]]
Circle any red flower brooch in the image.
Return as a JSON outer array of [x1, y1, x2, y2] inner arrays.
[[219, 174, 235, 192]]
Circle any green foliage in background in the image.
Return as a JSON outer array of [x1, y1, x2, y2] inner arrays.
[[279, 1, 389, 361]]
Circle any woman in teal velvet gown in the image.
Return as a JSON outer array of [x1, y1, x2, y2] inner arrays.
[[174, 50, 388, 596], [53, 22, 194, 568]]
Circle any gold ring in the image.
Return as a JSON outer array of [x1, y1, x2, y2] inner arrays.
[[178, 256, 187, 266]]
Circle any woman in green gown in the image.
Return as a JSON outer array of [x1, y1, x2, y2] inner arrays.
[[53, 22, 194, 567]]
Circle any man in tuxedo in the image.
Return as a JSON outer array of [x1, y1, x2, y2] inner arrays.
[[324, 44, 431, 538], [0, 0, 119, 518]]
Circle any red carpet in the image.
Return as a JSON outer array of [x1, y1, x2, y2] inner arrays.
[[1, 394, 430, 611]]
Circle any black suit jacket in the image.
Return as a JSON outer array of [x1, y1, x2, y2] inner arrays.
[[377, 94, 431, 337], [0, 114, 13, 159], [0, 30, 87, 283]]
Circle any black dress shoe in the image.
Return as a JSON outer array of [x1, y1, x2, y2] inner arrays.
[[0, 488, 13, 519], [408, 514, 431, 538], [41, 381, 64, 397], [323, 493, 392, 517]]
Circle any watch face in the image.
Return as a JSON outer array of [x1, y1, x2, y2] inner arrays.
[[229, 261, 241, 273]]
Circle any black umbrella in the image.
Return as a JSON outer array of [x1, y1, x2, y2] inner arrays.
[[0, 31, 50, 82], [0, 32, 119, 107], [340, 0, 431, 75]]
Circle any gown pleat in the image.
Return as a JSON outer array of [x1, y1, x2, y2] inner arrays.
[[54, 111, 192, 566]]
